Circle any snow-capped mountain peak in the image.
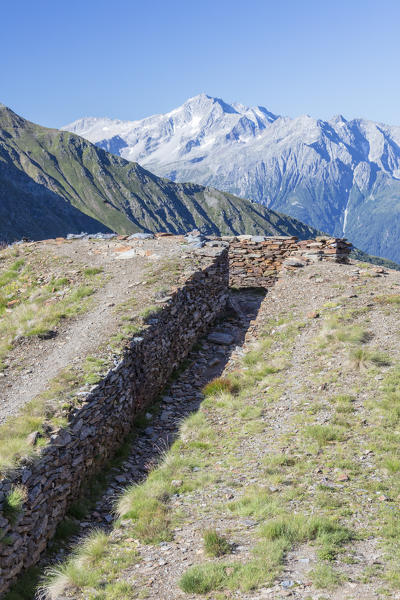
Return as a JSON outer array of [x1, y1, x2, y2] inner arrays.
[[62, 94, 280, 164], [62, 95, 400, 262]]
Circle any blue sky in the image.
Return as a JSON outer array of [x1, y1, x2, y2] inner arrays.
[[2, 0, 400, 128]]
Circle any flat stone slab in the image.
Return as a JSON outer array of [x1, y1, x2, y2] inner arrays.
[[283, 258, 306, 267], [128, 233, 155, 240], [207, 332, 234, 345]]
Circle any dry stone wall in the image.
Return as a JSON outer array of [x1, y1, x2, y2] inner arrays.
[[0, 233, 353, 593], [0, 249, 229, 594], [224, 235, 352, 288]]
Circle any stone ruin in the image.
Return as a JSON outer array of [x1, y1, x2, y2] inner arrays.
[[0, 233, 352, 593]]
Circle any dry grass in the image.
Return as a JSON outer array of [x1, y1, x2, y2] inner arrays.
[[0, 248, 104, 370]]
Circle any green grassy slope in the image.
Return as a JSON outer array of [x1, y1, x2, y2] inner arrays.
[[0, 104, 319, 242], [350, 248, 400, 271]]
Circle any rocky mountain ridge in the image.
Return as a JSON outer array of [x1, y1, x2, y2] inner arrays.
[[0, 103, 320, 243], [63, 93, 400, 262]]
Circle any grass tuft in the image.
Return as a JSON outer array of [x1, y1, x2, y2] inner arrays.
[[42, 530, 109, 599], [311, 563, 343, 588], [304, 424, 345, 447], [203, 529, 231, 557], [3, 485, 27, 524], [349, 348, 391, 369], [203, 377, 239, 397]]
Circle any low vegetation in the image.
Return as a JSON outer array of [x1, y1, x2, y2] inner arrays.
[[203, 529, 231, 557], [11, 263, 400, 599], [3, 485, 27, 524], [0, 252, 188, 473], [0, 247, 104, 369], [42, 530, 139, 600]]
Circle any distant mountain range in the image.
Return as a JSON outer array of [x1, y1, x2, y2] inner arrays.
[[0, 104, 320, 243], [64, 94, 400, 262]]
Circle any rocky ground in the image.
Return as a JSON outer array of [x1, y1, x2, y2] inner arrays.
[[112, 261, 399, 600], [30, 258, 400, 600], [0, 235, 196, 422]]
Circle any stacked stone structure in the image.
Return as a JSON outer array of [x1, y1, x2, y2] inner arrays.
[[0, 249, 228, 594], [225, 235, 352, 288], [0, 233, 353, 593]]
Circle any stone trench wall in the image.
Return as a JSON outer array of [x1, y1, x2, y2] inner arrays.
[[0, 234, 353, 593], [225, 235, 352, 288], [0, 249, 229, 594]]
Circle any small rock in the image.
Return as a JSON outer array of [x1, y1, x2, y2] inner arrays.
[[378, 494, 389, 502], [283, 258, 305, 267], [243, 519, 257, 527], [38, 329, 57, 340], [26, 431, 40, 446], [128, 233, 155, 240], [207, 332, 234, 345], [281, 579, 295, 588], [114, 475, 127, 483], [208, 357, 220, 367], [307, 311, 320, 319]]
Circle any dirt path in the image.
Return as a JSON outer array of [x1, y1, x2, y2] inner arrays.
[[0, 237, 187, 422]]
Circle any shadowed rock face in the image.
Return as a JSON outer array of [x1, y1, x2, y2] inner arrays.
[[0, 104, 320, 243], [0, 158, 111, 242]]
